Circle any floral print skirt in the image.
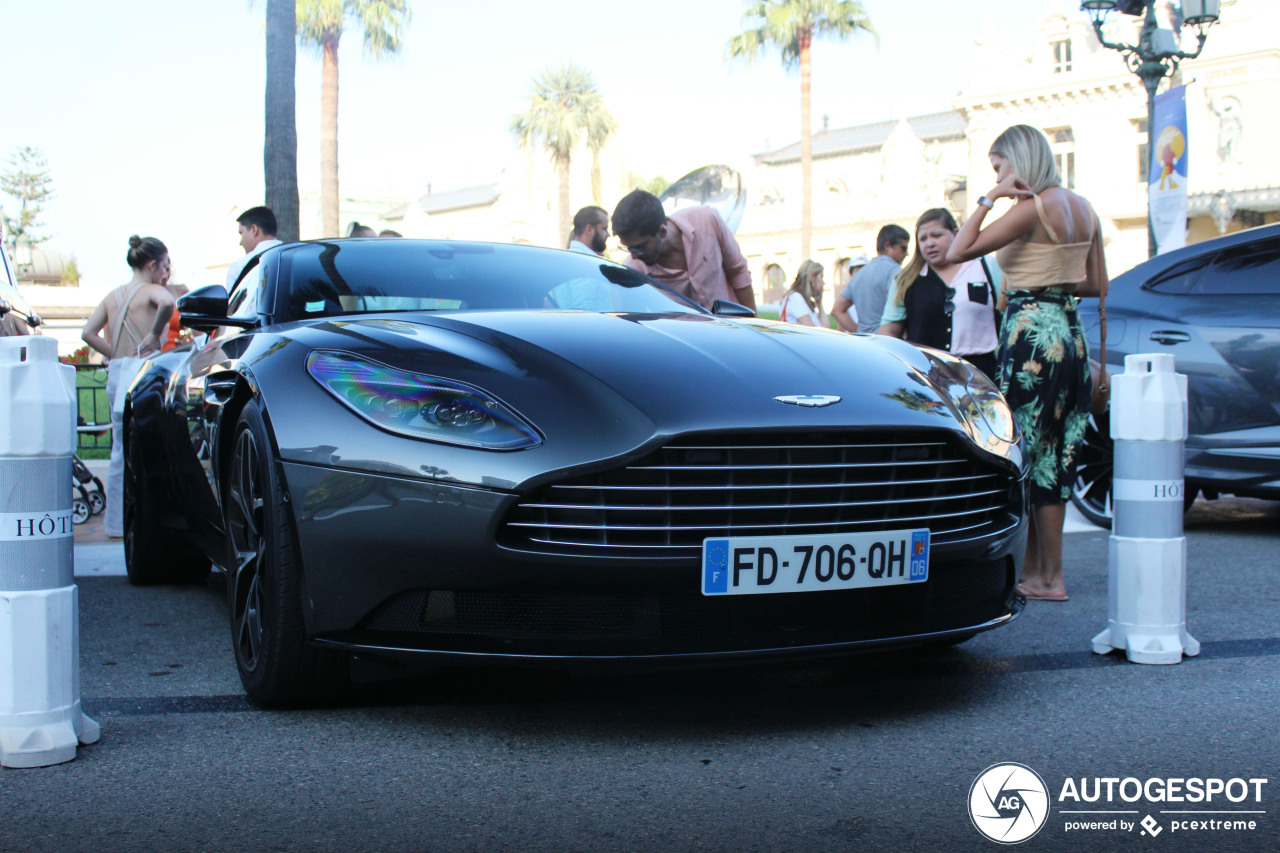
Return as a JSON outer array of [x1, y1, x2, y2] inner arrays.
[[997, 289, 1092, 505]]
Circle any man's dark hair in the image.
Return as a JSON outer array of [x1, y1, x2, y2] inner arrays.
[[876, 224, 910, 253], [612, 190, 666, 237], [571, 206, 608, 237], [237, 206, 278, 237]]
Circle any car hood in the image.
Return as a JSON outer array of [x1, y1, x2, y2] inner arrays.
[[293, 311, 977, 434]]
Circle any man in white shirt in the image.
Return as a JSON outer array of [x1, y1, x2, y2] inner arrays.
[[225, 206, 283, 289], [567, 206, 609, 256]]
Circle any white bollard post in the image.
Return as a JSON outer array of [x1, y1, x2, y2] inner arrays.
[[1091, 353, 1200, 664], [0, 336, 100, 767]]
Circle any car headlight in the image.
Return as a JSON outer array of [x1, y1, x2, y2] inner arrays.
[[922, 352, 1018, 452], [306, 350, 542, 450], [961, 365, 1018, 447]]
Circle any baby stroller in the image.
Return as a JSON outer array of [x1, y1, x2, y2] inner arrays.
[[71, 453, 106, 525]]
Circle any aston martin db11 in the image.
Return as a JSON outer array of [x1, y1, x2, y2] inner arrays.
[[123, 239, 1027, 706]]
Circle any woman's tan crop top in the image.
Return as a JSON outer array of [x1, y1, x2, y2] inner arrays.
[[996, 193, 1096, 290]]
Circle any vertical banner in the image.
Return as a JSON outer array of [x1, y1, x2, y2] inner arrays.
[[1149, 85, 1188, 254]]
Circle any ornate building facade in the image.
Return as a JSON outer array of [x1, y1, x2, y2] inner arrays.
[[737, 0, 1279, 307]]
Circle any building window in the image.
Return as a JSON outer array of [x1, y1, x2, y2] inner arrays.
[[1052, 39, 1072, 73], [757, 186, 784, 207], [1047, 127, 1075, 189], [763, 263, 787, 303], [1134, 118, 1149, 183]]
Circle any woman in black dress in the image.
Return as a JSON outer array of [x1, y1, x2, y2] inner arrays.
[[878, 208, 1003, 381]]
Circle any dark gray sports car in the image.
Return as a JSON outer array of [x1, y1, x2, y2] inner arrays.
[[124, 239, 1027, 706], [1073, 223, 1280, 526]]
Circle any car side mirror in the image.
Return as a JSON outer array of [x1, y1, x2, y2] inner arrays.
[[710, 299, 756, 318], [179, 285, 255, 331]]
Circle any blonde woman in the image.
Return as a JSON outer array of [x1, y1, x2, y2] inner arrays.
[[778, 260, 830, 328], [947, 124, 1109, 602], [879, 208, 1003, 381]]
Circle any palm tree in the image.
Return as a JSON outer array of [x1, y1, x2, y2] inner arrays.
[[727, 0, 876, 259], [297, 0, 410, 237], [265, 0, 299, 242], [511, 65, 617, 246]]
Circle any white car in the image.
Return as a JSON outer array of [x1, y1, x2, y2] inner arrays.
[[0, 244, 41, 335]]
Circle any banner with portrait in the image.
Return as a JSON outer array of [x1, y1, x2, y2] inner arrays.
[[1149, 85, 1188, 254]]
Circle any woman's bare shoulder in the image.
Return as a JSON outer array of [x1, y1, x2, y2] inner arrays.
[[1041, 187, 1095, 242]]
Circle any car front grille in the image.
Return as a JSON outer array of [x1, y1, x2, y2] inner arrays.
[[355, 556, 1013, 656], [500, 430, 1020, 559]]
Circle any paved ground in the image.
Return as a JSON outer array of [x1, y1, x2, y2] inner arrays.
[[3, 459, 1273, 853]]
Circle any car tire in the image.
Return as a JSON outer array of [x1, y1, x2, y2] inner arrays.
[[225, 400, 349, 708], [1069, 410, 1198, 529], [123, 420, 212, 585]]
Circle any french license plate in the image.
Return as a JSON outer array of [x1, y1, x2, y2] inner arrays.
[[702, 529, 930, 596]]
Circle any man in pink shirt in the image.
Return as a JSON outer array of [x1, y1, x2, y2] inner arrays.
[[612, 190, 756, 311]]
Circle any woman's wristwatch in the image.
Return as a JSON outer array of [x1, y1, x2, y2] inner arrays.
[[976, 196, 994, 209]]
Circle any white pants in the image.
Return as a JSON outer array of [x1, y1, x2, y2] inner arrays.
[[104, 357, 142, 538]]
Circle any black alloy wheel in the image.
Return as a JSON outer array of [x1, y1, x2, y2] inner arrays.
[[225, 400, 347, 707], [123, 419, 211, 585], [1070, 411, 1114, 529]]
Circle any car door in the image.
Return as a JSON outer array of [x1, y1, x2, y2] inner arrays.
[[1133, 238, 1280, 467], [178, 264, 268, 547]]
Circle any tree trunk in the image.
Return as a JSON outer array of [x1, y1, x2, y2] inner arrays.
[[320, 32, 341, 238], [557, 148, 572, 248], [591, 148, 603, 206], [265, 0, 299, 242], [799, 28, 812, 261]]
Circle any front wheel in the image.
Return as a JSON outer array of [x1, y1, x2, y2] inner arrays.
[[225, 400, 348, 707]]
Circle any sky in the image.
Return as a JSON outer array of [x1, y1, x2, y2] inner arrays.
[[2, 0, 1062, 294]]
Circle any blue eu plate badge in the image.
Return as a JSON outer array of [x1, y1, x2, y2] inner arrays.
[[704, 539, 730, 594], [910, 530, 929, 581]]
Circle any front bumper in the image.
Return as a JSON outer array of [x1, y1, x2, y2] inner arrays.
[[283, 459, 1026, 663]]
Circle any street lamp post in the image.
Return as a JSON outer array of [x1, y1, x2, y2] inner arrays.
[[1082, 0, 1221, 258]]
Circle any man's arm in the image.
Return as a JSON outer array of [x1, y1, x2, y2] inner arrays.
[[831, 294, 858, 333], [714, 214, 756, 310]]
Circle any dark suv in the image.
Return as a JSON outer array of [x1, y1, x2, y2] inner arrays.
[[1072, 222, 1280, 526]]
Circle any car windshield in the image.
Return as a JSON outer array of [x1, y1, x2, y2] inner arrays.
[[276, 240, 703, 322]]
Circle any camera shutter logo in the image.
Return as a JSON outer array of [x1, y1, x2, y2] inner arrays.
[[969, 763, 1051, 844]]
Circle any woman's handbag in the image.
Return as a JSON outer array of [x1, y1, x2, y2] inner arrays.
[[978, 256, 1003, 333], [1088, 288, 1109, 418]]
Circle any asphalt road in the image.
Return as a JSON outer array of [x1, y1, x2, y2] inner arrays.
[[2, 497, 1277, 853]]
